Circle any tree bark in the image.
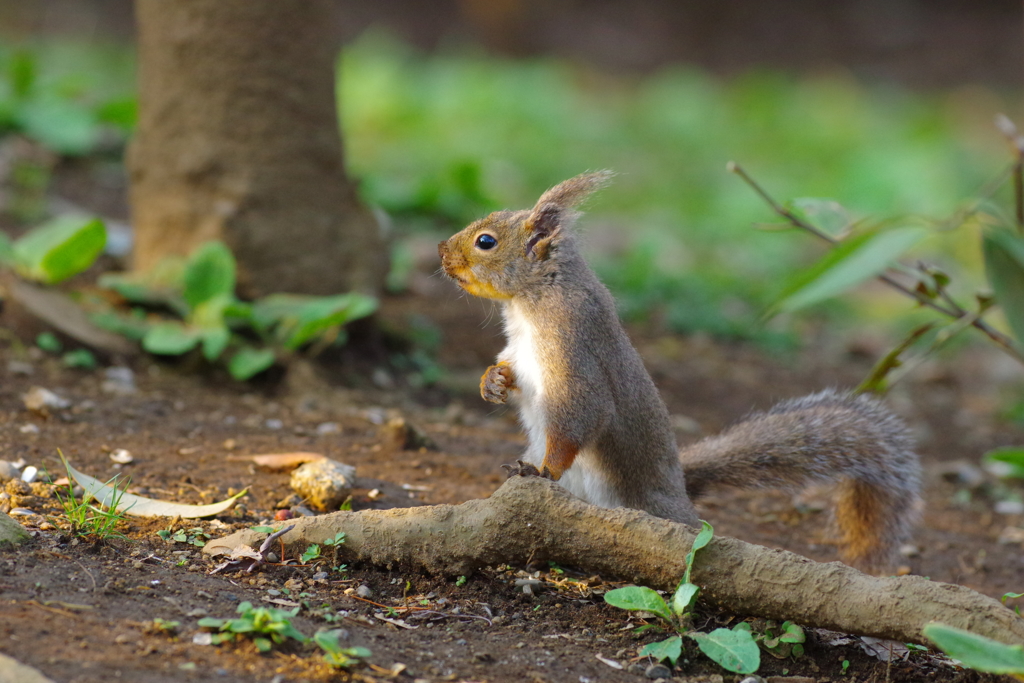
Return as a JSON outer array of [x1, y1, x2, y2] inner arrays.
[[129, 0, 385, 298], [205, 475, 1024, 647]]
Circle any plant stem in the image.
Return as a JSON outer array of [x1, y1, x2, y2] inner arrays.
[[727, 161, 1024, 364]]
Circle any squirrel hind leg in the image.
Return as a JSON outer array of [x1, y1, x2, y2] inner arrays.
[[834, 478, 920, 573]]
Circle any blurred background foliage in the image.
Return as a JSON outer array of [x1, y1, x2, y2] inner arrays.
[[0, 28, 1020, 349]]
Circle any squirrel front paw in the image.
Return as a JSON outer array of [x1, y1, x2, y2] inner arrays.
[[480, 362, 515, 404], [501, 460, 552, 479]]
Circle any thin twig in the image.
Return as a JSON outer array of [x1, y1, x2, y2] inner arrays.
[[727, 161, 1024, 364]]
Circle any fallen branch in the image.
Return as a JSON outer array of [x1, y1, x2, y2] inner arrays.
[[205, 476, 1024, 646]]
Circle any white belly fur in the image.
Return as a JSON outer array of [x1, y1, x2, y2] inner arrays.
[[500, 302, 624, 510]]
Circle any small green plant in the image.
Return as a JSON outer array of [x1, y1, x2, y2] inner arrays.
[[96, 241, 377, 380], [730, 117, 1024, 394], [156, 526, 210, 547], [455, 575, 467, 587], [1003, 591, 1024, 615], [604, 521, 760, 675], [841, 659, 850, 675], [147, 618, 180, 636], [748, 620, 806, 659], [314, 629, 372, 669], [198, 601, 307, 653], [301, 544, 322, 564], [923, 622, 1024, 677], [53, 454, 130, 540], [1, 214, 106, 284]]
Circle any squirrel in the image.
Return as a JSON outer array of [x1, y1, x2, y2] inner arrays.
[[438, 171, 921, 572]]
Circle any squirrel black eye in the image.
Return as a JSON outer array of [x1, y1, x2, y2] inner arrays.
[[475, 234, 497, 250]]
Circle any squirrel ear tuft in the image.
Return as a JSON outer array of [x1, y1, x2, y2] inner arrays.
[[534, 170, 614, 210]]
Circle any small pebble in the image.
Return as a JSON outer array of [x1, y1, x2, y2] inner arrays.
[[0, 461, 19, 482], [645, 663, 672, 679], [19, 424, 40, 434], [265, 418, 284, 430], [356, 584, 373, 599], [20, 466, 38, 484], [22, 386, 71, 412], [101, 367, 136, 395], [316, 422, 341, 435], [996, 500, 1024, 515], [7, 360, 33, 376], [109, 449, 134, 465]]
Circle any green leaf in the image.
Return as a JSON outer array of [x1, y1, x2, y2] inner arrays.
[[0, 231, 14, 265], [1003, 591, 1024, 603], [301, 544, 322, 564], [603, 586, 673, 623], [13, 215, 106, 284], [787, 197, 853, 237], [142, 321, 200, 355], [15, 96, 99, 155], [9, 50, 37, 99], [779, 622, 806, 644], [772, 226, 927, 315], [36, 331, 62, 353], [183, 241, 236, 309], [253, 636, 273, 653], [200, 326, 231, 361], [90, 310, 151, 341], [983, 447, 1024, 479], [228, 346, 276, 381], [983, 228, 1024, 350], [671, 582, 699, 617], [923, 622, 1024, 674], [690, 626, 761, 674], [62, 349, 97, 369], [198, 617, 227, 629], [683, 520, 714, 584], [251, 293, 378, 350], [640, 636, 683, 666]]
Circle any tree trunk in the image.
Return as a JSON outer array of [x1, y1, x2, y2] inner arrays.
[[129, 0, 385, 298]]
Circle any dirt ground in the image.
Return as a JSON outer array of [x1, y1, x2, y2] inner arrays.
[[0, 271, 1023, 683]]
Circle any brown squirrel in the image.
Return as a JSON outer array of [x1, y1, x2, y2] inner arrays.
[[438, 171, 921, 572]]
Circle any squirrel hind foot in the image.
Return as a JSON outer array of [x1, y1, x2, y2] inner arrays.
[[502, 460, 546, 479]]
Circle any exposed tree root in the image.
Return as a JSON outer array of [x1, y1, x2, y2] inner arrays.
[[205, 476, 1024, 645]]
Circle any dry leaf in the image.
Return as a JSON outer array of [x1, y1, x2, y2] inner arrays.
[[64, 458, 246, 518], [226, 452, 325, 471]]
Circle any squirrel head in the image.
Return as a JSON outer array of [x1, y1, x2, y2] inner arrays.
[[438, 171, 613, 300]]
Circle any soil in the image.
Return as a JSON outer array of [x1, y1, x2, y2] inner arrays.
[[1, 269, 1023, 683]]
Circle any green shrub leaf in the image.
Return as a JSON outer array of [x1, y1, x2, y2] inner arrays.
[[13, 215, 106, 284], [603, 586, 673, 623], [923, 622, 1024, 674], [228, 347, 276, 381], [640, 636, 683, 665], [772, 226, 927, 315], [671, 582, 699, 617], [142, 321, 200, 355], [683, 520, 714, 584], [183, 241, 236, 309], [982, 446, 1024, 479], [786, 197, 853, 238], [690, 626, 761, 674], [983, 228, 1024, 349]]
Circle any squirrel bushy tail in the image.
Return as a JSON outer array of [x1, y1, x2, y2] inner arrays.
[[679, 389, 921, 571]]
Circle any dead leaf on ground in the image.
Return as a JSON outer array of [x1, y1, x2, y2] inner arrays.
[[226, 452, 325, 471], [63, 457, 246, 518]]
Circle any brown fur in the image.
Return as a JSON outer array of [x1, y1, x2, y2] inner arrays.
[[439, 172, 921, 573]]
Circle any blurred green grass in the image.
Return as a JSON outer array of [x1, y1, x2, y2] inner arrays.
[[341, 32, 1017, 344], [1, 35, 1018, 347]]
